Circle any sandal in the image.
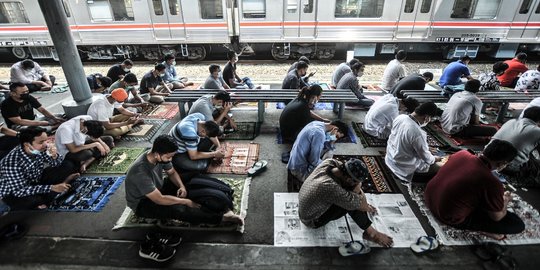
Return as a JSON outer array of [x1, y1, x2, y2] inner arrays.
[[247, 160, 268, 177], [410, 236, 439, 253], [338, 240, 371, 256], [0, 223, 28, 241]]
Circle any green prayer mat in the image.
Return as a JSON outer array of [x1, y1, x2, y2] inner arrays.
[[221, 122, 259, 140], [85, 147, 146, 174]]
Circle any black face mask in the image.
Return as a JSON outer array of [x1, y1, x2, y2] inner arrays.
[[20, 93, 30, 100]]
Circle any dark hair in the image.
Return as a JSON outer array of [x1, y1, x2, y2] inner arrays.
[[537, 64, 540, 72], [483, 139, 517, 163], [296, 61, 309, 70], [516, 52, 527, 61], [83, 120, 104, 138], [155, 63, 166, 71], [164, 54, 175, 61], [151, 135, 178, 154], [99, 76, 112, 88], [9, 82, 26, 92], [123, 73, 138, 84], [523, 106, 540, 122], [226, 51, 237, 60], [203, 121, 221, 137], [122, 59, 134, 66], [422, 72, 434, 81], [19, 126, 46, 146], [493, 61, 509, 74], [298, 84, 323, 100], [396, 50, 407, 61], [402, 97, 420, 113], [209, 64, 221, 74], [348, 58, 359, 66], [465, 79, 481, 93], [414, 102, 438, 117], [330, 120, 349, 139], [460, 55, 471, 62], [350, 62, 365, 73], [298, 56, 310, 65], [21, 59, 35, 69], [214, 90, 231, 102]]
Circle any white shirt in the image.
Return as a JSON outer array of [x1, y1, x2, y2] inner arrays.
[[55, 115, 92, 156], [385, 115, 435, 182], [519, 97, 540, 119], [381, 59, 406, 91], [363, 94, 399, 139], [514, 69, 540, 92], [440, 91, 483, 134], [87, 95, 122, 122]]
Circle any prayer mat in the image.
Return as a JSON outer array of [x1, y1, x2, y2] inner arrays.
[[113, 176, 251, 233], [276, 125, 357, 144], [221, 122, 259, 140], [410, 184, 540, 245], [426, 123, 495, 146], [333, 155, 399, 193], [120, 119, 167, 142], [231, 101, 268, 111], [141, 102, 179, 119], [276, 102, 334, 110], [182, 83, 201, 90], [206, 142, 260, 174], [48, 176, 125, 212], [352, 122, 449, 148], [364, 84, 383, 91], [85, 147, 146, 174]]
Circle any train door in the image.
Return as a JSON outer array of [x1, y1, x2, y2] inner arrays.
[[148, 0, 186, 40], [508, 0, 540, 39], [283, 0, 317, 39], [396, 0, 434, 39], [61, 0, 81, 42]]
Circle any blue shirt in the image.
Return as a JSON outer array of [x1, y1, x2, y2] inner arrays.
[[439, 61, 470, 87], [169, 113, 205, 153], [287, 121, 326, 176], [162, 61, 177, 82]]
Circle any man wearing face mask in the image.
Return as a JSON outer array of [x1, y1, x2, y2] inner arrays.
[[162, 54, 193, 90], [385, 102, 444, 182], [282, 61, 310, 90], [299, 158, 394, 248], [188, 90, 237, 131], [441, 79, 497, 138], [1, 82, 64, 132], [0, 126, 79, 210], [363, 95, 419, 140], [108, 73, 149, 113], [106, 59, 133, 83], [336, 62, 374, 108], [203, 64, 231, 90], [287, 120, 349, 184], [10, 59, 55, 92], [139, 63, 173, 104], [425, 140, 524, 240], [86, 73, 112, 93]]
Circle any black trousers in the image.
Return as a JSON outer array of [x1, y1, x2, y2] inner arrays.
[[453, 210, 525, 235], [172, 137, 214, 173], [3, 159, 78, 211], [25, 75, 56, 93], [313, 204, 372, 230], [0, 135, 18, 160], [455, 125, 497, 138], [135, 179, 222, 225], [64, 136, 114, 165]]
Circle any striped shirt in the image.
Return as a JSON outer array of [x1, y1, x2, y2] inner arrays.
[[169, 113, 204, 153]]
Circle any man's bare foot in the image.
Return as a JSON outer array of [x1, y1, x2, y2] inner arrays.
[[222, 210, 244, 225], [80, 164, 87, 173], [363, 227, 393, 248], [64, 173, 80, 184], [480, 231, 506, 240]]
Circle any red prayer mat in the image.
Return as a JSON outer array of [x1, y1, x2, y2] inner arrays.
[[206, 142, 260, 175], [142, 102, 179, 119]]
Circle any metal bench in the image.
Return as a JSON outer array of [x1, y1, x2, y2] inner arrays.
[[165, 89, 361, 122]]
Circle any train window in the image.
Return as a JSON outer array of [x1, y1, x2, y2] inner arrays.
[[535, 1, 540, 13], [335, 0, 385, 18], [0, 2, 29, 24], [169, 0, 180, 15], [420, 0, 432, 13], [87, 0, 135, 21], [152, 0, 164, 15], [287, 0, 298, 13], [200, 0, 223, 19], [303, 0, 314, 13], [519, 0, 533, 14], [451, 0, 473, 18], [242, 0, 265, 18], [404, 0, 415, 13], [62, 0, 71, 17], [451, 0, 500, 19]]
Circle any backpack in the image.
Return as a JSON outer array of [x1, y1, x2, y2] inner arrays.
[[186, 176, 234, 213]]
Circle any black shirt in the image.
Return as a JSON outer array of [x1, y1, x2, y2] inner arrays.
[[0, 95, 41, 128], [139, 71, 163, 94], [390, 74, 426, 98], [106, 64, 129, 83], [279, 98, 313, 142], [222, 62, 236, 87]]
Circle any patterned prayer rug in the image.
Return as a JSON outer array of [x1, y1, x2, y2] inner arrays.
[[364, 84, 383, 91], [112, 176, 251, 232], [85, 147, 146, 174], [182, 83, 201, 90], [141, 102, 179, 119], [410, 184, 540, 245], [221, 122, 259, 140], [120, 119, 167, 142], [352, 122, 449, 148], [426, 123, 497, 146], [333, 155, 399, 193], [276, 125, 357, 144], [207, 142, 260, 174], [49, 176, 125, 212]]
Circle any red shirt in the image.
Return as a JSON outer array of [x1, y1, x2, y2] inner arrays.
[[497, 59, 528, 86], [424, 150, 504, 225]]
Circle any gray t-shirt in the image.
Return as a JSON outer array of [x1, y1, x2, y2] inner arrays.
[[331, 62, 351, 87], [125, 151, 173, 210], [203, 75, 226, 89], [188, 94, 214, 121]]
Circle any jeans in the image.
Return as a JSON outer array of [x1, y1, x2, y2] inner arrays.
[[313, 204, 372, 230], [453, 210, 525, 235]]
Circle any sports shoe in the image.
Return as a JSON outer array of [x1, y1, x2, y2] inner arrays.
[[139, 240, 176, 262], [146, 232, 182, 247]]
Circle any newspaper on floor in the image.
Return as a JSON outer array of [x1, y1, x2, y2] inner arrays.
[[274, 193, 426, 248]]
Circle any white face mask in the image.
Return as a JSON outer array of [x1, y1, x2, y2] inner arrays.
[[357, 71, 364, 77], [159, 73, 165, 77], [172, 61, 176, 66], [124, 68, 130, 72]]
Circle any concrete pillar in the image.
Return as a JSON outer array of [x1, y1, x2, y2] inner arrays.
[[38, 0, 94, 118]]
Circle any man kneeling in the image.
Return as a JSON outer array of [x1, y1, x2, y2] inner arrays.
[[299, 158, 393, 247]]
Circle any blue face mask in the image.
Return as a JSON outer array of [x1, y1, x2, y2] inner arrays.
[[325, 132, 337, 142], [28, 145, 41, 155]]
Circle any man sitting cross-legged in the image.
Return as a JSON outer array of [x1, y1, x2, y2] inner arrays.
[[363, 94, 419, 140], [299, 158, 394, 247], [0, 126, 79, 211], [55, 115, 114, 173], [169, 113, 225, 173], [425, 140, 525, 240], [188, 90, 237, 132], [109, 73, 150, 113]]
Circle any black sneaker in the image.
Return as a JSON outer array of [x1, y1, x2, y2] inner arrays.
[[139, 240, 176, 262], [146, 232, 182, 247]]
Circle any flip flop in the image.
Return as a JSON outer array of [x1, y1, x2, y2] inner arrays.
[[410, 236, 439, 253], [338, 240, 371, 256], [281, 151, 290, 164], [0, 223, 28, 241], [247, 160, 268, 177]]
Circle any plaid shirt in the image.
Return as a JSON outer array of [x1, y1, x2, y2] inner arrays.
[[0, 146, 63, 197]]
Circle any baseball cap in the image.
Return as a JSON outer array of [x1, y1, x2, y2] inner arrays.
[[110, 88, 128, 102], [344, 159, 368, 182]]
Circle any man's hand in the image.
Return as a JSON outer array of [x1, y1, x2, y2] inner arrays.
[[47, 143, 58, 159], [213, 150, 225, 159], [94, 143, 107, 156], [177, 187, 187, 198], [184, 199, 201, 209], [51, 183, 71, 193], [223, 102, 233, 112], [435, 156, 443, 162], [352, 183, 363, 194]]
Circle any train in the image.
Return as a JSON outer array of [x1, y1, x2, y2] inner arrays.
[[0, 0, 539, 61]]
